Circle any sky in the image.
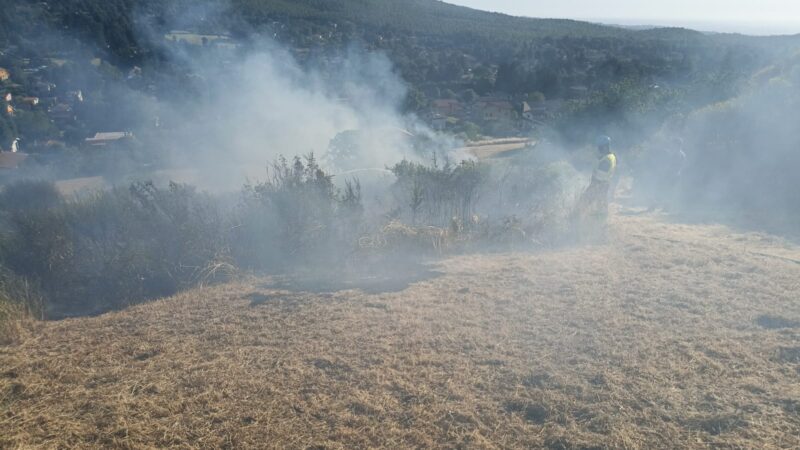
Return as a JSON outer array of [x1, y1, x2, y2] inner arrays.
[[446, 0, 800, 35]]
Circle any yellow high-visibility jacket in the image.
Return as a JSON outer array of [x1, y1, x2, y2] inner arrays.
[[593, 153, 617, 183]]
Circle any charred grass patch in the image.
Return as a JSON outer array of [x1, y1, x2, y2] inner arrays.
[[776, 346, 800, 363], [684, 414, 749, 436], [756, 314, 800, 329], [504, 400, 550, 424]]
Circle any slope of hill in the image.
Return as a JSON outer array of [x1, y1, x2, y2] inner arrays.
[[231, 0, 633, 39], [6, 0, 795, 63], [2, 211, 799, 448]]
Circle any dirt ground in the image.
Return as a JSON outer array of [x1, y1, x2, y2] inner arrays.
[[2, 211, 799, 449]]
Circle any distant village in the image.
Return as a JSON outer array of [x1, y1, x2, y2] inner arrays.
[[1, 29, 591, 175], [426, 95, 567, 135], [0, 31, 236, 173]]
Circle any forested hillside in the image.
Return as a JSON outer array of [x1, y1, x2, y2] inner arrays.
[[1, 0, 799, 159]]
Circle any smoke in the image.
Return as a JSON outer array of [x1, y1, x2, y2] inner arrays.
[[94, 4, 458, 192], [162, 45, 415, 182], [630, 50, 800, 235], [0, 1, 461, 193]]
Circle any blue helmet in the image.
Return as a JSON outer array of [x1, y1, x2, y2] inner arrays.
[[595, 135, 612, 148]]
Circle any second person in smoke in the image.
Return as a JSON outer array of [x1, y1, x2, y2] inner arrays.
[[644, 137, 686, 212]]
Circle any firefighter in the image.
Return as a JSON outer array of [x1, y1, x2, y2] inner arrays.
[[575, 135, 617, 240], [593, 135, 617, 193]]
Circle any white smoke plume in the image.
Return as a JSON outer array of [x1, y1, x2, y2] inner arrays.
[[132, 32, 445, 190]]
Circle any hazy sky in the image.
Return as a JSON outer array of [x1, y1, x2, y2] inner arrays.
[[446, 0, 800, 35]]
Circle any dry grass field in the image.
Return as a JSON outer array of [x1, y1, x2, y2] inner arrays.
[[2, 211, 799, 449]]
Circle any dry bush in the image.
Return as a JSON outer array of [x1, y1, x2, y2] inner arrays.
[[362, 220, 452, 254], [479, 159, 580, 244], [0, 267, 42, 345], [0, 301, 29, 345], [390, 159, 488, 228]]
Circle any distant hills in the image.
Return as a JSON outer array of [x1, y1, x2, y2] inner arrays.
[[3, 0, 798, 64]]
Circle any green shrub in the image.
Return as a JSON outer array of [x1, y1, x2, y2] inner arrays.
[[0, 180, 62, 216], [385, 155, 578, 250], [232, 154, 363, 271], [0, 181, 230, 317], [0, 149, 576, 321]]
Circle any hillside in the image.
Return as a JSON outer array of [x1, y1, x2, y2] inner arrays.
[[3, 211, 799, 448], [230, 0, 633, 39], [2, 0, 796, 156], [3, 0, 669, 57]]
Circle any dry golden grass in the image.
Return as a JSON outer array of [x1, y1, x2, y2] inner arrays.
[[2, 211, 799, 449], [0, 302, 34, 346], [53, 177, 108, 196]]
